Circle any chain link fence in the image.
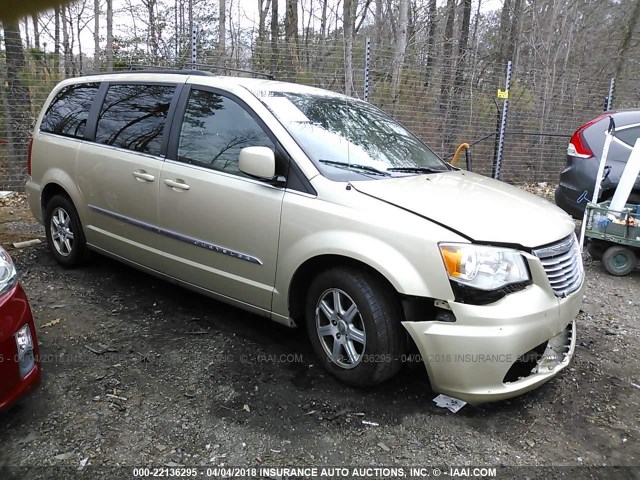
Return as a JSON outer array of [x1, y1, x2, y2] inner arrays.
[[1, 37, 639, 190]]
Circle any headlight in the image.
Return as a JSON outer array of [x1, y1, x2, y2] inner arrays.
[[439, 243, 530, 291], [0, 247, 18, 297]]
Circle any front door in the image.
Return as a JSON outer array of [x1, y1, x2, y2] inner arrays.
[[156, 87, 285, 311]]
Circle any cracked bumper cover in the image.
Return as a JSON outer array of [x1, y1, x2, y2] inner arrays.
[[402, 278, 584, 405]]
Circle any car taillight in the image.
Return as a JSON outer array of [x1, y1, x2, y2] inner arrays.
[[27, 138, 33, 176], [567, 114, 610, 159]]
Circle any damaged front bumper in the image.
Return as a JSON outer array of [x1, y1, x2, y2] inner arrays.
[[402, 278, 584, 405]]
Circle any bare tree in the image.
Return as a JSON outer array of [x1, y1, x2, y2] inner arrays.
[[342, 0, 355, 95], [1, 20, 33, 184], [615, 0, 640, 82], [54, 5, 61, 71], [106, 0, 113, 70], [285, 0, 299, 77], [391, 0, 409, 110], [32, 13, 41, 49], [94, 0, 100, 69], [269, 0, 278, 72], [140, 0, 159, 58], [423, 0, 438, 87], [219, 0, 226, 58]]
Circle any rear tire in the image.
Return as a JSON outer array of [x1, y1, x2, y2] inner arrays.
[[305, 267, 405, 387], [44, 195, 87, 268], [602, 246, 636, 276]]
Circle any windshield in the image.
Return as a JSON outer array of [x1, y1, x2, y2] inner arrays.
[[257, 91, 449, 180]]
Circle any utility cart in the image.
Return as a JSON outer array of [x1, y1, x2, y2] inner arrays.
[[584, 200, 640, 276]]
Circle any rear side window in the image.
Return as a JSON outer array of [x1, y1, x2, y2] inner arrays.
[[95, 84, 176, 156], [616, 126, 640, 148], [40, 83, 99, 138]]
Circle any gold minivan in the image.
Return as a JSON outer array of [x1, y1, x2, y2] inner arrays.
[[26, 71, 584, 403]]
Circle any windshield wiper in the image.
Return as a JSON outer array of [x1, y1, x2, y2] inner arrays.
[[386, 166, 449, 173], [319, 159, 390, 176]]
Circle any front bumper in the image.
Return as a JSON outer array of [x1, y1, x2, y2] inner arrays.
[[403, 277, 584, 405], [0, 283, 41, 411]]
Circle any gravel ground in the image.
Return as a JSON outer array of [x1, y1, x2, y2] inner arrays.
[[0, 191, 638, 480]]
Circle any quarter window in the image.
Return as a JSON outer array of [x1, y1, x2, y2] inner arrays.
[[177, 89, 275, 175], [40, 83, 99, 138], [95, 84, 175, 155], [616, 126, 640, 148]]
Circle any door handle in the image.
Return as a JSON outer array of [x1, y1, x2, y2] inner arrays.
[[132, 170, 155, 182], [164, 178, 190, 191]]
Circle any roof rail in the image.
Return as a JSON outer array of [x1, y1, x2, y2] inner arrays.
[[121, 64, 215, 76], [84, 64, 274, 79], [185, 63, 275, 80]]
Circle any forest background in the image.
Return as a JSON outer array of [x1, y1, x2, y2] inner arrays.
[[1, 0, 639, 189]]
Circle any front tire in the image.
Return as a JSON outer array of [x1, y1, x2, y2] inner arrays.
[[305, 268, 405, 387], [44, 195, 87, 268]]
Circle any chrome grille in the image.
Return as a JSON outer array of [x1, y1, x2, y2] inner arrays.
[[532, 235, 584, 297]]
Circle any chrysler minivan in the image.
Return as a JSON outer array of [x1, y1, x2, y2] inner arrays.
[[26, 71, 584, 403]]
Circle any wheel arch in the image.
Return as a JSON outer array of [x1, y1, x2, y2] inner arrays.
[[288, 254, 403, 325], [41, 182, 73, 211]]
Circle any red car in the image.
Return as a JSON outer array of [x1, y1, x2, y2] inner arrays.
[[0, 246, 40, 410]]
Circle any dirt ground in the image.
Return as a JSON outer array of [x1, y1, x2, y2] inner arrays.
[[0, 190, 638, 480]]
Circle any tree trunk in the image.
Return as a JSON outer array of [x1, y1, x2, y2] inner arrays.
[[496, 0, 512, 67], [439, 0, 455, 110], [507, 0, 522, 70], [391, 0, 409, 110], [343, 0, 355, 95], [94, 0, 100, 70], [424, 0, 437, 87], [447, 0, 472, 145], [270, 0, 279, 73], [219, 0, 226, 59], [106, 0, 113, 70], [614, 0, 640, 82], [145, 0, 158, 59], [257, 0, 271, 70], [285, 0, 299, 78], [54, 6, 61, 72], [32, 14, 40, 50], [23, 17, 31, 48], [316, 0, 328, 74], [61, 4, 72, 76], [1, 21, 33, 186]]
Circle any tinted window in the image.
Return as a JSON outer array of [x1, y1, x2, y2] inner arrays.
[[617, 126, 640, 147], [95, 84, 175, 155], [40, 83, 99, 138], [177, 89, 275, 175]]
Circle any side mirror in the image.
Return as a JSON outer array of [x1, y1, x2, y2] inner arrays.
[[240, 146, 276, 179]]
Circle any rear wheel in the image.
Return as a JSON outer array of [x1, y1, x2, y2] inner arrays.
[[44, 195, 87, 268], [305, 267, 405, 387], [602, 245, 636, 276]]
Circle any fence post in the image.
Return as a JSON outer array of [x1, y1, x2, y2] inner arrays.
[[604, 77, 615, 111], [191, 26, 197, 65], [364, 37, 371, 102], [492, 60, 512, 180]]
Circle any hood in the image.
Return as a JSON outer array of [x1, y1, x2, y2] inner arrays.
[[351, 171, 575, 248]]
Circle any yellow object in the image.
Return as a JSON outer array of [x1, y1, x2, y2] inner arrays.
[[0, 0, 66, 22], [451, 143, 470, 166], [440, 246, 463, 277], [497, 89, 509, 99]]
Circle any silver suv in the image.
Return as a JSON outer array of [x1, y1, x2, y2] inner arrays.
[[26, 71, 584, 403]]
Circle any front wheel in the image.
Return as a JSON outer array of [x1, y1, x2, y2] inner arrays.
[[602, 245, 636, 276], [44, 195, 87, 267], [305, 268, 405, 387]]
